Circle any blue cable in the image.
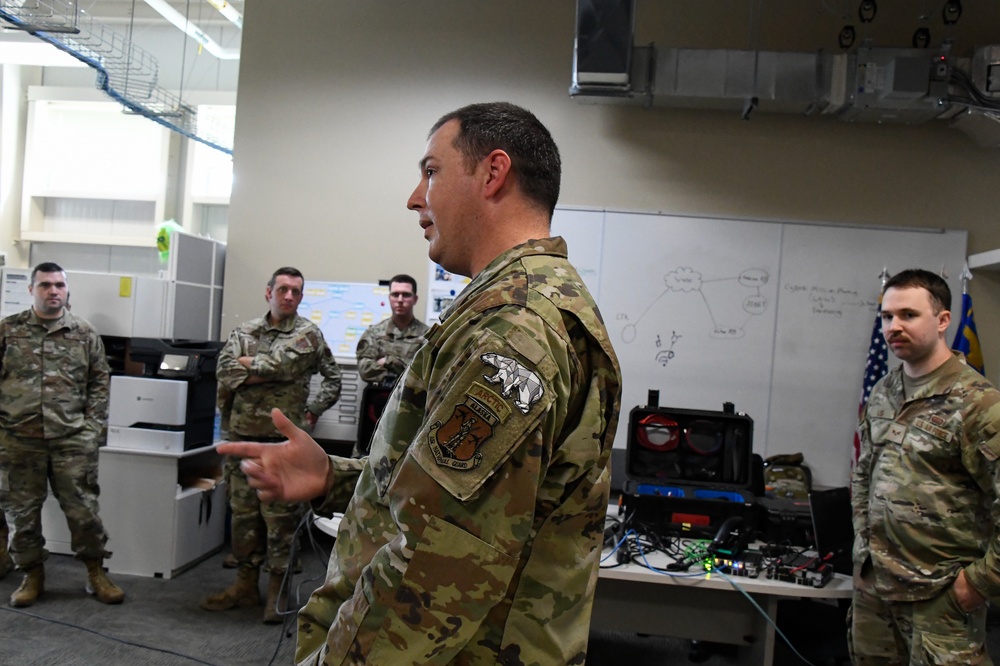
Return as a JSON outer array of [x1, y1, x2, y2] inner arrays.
[[601, 529, 820, 664]]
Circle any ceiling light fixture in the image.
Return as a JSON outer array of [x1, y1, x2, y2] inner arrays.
[[205, 0, 243, 30], [142, 0, 240, 60]]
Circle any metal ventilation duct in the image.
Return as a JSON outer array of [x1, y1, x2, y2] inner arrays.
[[572, 43, 1000, 146], [569, 1, 1000, 147]]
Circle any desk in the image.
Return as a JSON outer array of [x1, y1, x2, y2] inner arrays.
[[593, 550, 852, 666]]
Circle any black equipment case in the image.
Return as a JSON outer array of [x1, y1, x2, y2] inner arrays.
[[621, 392, 761, 538]]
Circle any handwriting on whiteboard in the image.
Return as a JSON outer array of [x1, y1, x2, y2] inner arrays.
[[782, 283, 877, 319], [618, 267, 770, 341]]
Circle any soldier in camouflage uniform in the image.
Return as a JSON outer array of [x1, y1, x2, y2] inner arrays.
[[355, 273, 429, 387], [851, 268, 1000, 665], [0, 262, 123, 607], [354, 274, 429, 456], [202, 267, 342, 624], [221, 102, 622, 665]]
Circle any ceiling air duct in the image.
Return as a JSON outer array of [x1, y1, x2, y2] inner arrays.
[[568, 0, 1000, 147]]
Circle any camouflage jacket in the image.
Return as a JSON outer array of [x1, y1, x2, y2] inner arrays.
[[355, 317, 429, 385], [852, 352, 1000, 602], [0, 308, 110, 440], [297, 237, 622, 666], [217, 313, 341, 438]]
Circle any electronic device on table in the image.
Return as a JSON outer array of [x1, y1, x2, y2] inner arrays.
[[621, 391, 762, 542]]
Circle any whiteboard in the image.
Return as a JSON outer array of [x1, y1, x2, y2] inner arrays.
[[553, 208, 967, 488]]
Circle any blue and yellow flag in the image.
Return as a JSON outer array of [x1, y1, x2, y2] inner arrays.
[[952, 292, 985, 376]]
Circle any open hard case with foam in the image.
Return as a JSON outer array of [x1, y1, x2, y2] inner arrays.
[[621, 393, 762, 538]]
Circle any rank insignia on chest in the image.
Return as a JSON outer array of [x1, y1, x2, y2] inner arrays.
[[480, 352, 544, 414], [886, 423, 907, 444]]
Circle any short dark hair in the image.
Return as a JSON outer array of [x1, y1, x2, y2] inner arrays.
[[389, 274, 418, 295], [31, 262, 65, 283], [268, 266, 304, 288], [883, 269, 952, 314], [430, 102, 561, 218]]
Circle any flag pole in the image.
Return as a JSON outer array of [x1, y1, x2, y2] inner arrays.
[[853, 268, 891, 468], [951, 262, 984, 375]]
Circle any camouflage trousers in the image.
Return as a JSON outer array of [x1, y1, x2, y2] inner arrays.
[[224, 455, 304, 574], [0, 429, 111, 569], [849, 569, 991, 665]]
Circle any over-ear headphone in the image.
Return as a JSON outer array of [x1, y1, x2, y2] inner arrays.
[[635, 414, 679, 451]]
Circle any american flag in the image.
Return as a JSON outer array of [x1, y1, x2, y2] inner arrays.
[[853, 302, 888, 467]]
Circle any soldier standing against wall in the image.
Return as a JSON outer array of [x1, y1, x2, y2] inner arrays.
[[851, 269, 1000, 664], [0, 262, 123, 607], [354, 273, 429, 455], [355, 273, 429, 387], [202, 266, 341, 624]]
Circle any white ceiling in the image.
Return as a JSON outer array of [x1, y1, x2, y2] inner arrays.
[[0, 0, 244, 68], [79, 0, 244, 27]]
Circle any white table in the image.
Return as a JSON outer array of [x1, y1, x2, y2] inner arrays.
[[593, 546, 852, 666]]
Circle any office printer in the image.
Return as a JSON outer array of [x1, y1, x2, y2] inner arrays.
[[107, 338, 224, 453]]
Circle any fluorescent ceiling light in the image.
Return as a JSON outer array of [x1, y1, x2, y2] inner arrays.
[[206, 0, 243, 30], [142, 0, 240, 60]]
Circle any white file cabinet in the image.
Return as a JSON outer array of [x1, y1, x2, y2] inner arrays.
[[41, 444, 226, 579]]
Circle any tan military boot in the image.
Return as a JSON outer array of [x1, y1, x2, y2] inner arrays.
[[201, 566, 260, 611], [221, 551, 238, 569], [10, 565, 44, 607], [263, 572, 284, 624], [85, 559, 125, 604]]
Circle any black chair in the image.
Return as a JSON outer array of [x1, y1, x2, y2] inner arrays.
[[355, 384, 393, 456]]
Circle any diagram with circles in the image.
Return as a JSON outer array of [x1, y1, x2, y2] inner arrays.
[[617, 266, 770, 366]]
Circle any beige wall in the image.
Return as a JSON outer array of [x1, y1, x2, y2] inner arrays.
[[227, 2, 1000, 372]]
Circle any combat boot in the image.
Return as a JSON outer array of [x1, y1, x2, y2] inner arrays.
[[85, 559, 125, 604], [201, 566, 260, 611], [263, 572, 284, 624], [221, 551, 238, 568], [10, 565, 44, 607]]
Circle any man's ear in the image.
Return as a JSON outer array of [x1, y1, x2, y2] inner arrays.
[[938, 309, 951, 334], [265, 286, 273, 304], [482, 149, 512, 198]]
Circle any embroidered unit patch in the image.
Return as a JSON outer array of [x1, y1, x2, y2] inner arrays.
[[480, 353, 544, 414], [428, 396, 499, 470]]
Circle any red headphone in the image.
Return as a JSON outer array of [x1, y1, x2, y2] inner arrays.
[[636, 414, 680, 451], [636, 415, 724, 455]]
